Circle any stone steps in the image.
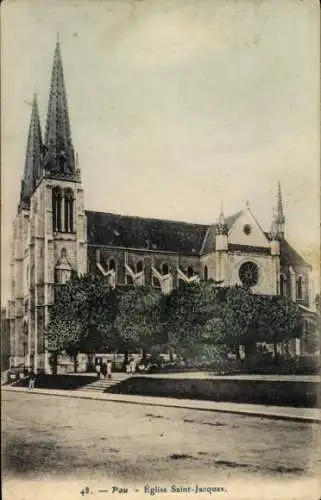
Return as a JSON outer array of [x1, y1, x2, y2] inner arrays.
[[76, 374, 131, 393]]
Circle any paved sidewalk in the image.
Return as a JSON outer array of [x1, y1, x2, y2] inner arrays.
[[3, 385, 320, 423]]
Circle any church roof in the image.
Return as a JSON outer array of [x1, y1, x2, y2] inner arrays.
[[86, 211, 209, 255], [200, 212, 242, 254], [279, 238, 312, 269], [86, 210, 311, 267]]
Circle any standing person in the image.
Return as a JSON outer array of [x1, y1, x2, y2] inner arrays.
[[106, 359, 112, 379], [129, 357, 136, 374], [95, 359, 101, 379], [102, 361, 107, 379], [28, 370, 36, 390]]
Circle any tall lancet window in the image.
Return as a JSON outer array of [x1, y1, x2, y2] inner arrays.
[[187, 266, 194, 278], [64, 189, 74, 233], [280, 274, 287, 297], [204, 266, 208, 282], [52, 187, 62, 232], [162, 263, 169, 276], [297, 276, 303, 300]]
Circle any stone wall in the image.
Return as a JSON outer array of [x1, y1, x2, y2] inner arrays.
[[112, 376, 320, 408]]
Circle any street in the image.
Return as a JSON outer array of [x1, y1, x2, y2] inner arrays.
[[2, 391, 320, 499]]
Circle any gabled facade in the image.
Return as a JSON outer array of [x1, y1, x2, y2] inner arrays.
[[8, 41, 317, 371]]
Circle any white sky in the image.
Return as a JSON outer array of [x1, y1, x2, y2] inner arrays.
[[1, 0, 320, 304]]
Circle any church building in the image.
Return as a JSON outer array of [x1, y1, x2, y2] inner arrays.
[[8, 41, 317, 372]]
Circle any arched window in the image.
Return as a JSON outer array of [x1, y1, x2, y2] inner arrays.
[[136, 260, 144, 273], [297, 276, 303, 300], [108, 258, 116, 271], [280, 274, 287, 297], [126, 275, 133, 285], [153, 277, 161, 289], [64, 189, 74, 233], [204, 266, 208, 282], [162, 263, 169, 276], [52, 187, 62, 232], [187, 266, 194, 278]]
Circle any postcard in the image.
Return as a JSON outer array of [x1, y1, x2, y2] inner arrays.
[[1, 1, 320, 499]]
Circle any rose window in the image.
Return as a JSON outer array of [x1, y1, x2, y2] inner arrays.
[[239, 261, 259, 287]]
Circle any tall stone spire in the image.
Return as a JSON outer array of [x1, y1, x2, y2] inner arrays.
[[44, 37, 75, 178], [19, 94, 43, 210], [275, 181, 285, 237]]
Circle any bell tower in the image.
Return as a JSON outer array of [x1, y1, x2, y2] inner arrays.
[[26, 38, 87, 372], [9, 94, 43, 369]]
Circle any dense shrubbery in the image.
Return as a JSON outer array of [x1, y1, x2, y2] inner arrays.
[[47, 277, 304, 373]]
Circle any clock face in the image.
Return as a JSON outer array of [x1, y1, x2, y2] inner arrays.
[[239, 261, 259, 287]]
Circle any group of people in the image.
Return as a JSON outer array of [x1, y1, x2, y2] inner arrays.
[[96, 359, 113, 379], [95, 356, 137, 378], [125, 357, 136, 374]]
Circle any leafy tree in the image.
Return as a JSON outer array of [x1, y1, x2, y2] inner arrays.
[[258, 295, 301, 362], [219, 286, 263, 359], [77, 275, 119, 356], [160, 282, 225, 356], [112, 287, 161, 357], [46, 275, 118, 372], [47, 317, 83, 374]]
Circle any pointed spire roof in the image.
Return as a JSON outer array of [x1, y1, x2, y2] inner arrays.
[[216, 202, 228, 235], [218, 201, 225, 225], [269, 208, 277, 240], [19, 94, 43, 210], [44, 38, 75, 178], [275, 181, 285, 224]]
